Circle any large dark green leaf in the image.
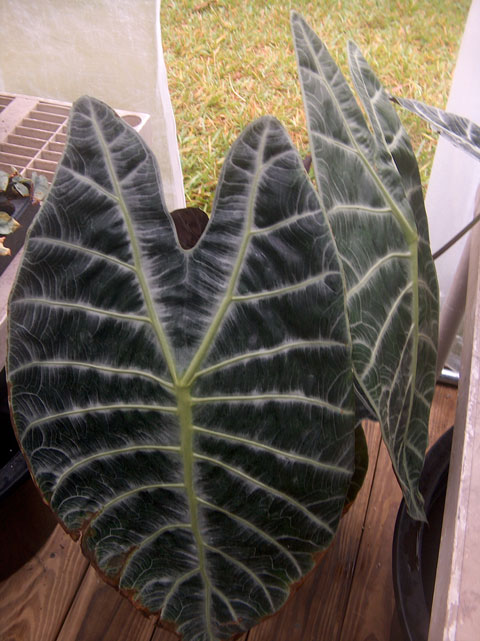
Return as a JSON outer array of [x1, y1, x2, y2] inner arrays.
[[291, 13, 438, 519], [8, 97, 355, 640]]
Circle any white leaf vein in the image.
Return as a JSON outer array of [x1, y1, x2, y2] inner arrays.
[[194, 339, 346, 380], [50, 443, 182, 501], [204, 543, 276, 610], [191, 393, 353, 416], [193, 424, 350, 475], [193, 453, 333, 534], [10, 359, 174, 390], [232, 272, 337, 302], [30, 236, 136, 272], [23, 402, 178, 438], [346, 251, 411, 301], [12, 297, 150, 324], [197, 497, 302, 578]]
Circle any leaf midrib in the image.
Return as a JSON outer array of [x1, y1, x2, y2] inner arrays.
[[296, 17, 421, 422], [90, 110, 179, 385], [297, 17, 417, 245]]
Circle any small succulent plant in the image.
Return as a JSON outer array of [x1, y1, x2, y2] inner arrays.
[[0, 169, 48, 256]]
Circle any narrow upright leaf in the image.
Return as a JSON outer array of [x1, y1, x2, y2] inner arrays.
[[291, 12, 438, 519], [394, 96, 480, 161], [8, 97, 355, 640], [348, 42, 439, 517]]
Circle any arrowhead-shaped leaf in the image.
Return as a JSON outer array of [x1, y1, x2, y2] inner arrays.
[[291, 12, 438, 519], [8, 97, 355, 640]]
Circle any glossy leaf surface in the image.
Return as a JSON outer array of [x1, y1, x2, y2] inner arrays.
[[291, 13, 438, 519], [8, 97, 355, 640]]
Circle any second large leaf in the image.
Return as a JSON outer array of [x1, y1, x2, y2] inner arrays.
[[7, 97, 355, 641], [291, 13, 438, 520]]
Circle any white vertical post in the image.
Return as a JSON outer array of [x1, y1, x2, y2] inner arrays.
[[425, 0, 480, 368], [428, 201, 480, 641]]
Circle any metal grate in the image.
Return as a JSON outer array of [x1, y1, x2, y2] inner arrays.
[[0, 93, 151, 183], [0, 98, 69, 182], [0, 95, 14, 113]]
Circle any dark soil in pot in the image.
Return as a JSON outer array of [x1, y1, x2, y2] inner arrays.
[[392, 426, 453, 641]]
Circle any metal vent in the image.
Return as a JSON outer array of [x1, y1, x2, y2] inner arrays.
[[0, 92, 151, 182], [0, 94, 151, 369], [0, 95, 14, 114]]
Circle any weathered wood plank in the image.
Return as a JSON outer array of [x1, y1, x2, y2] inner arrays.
[[246, 421, 382, 641], [0, 517, 88, 641], [55, 565, 157, 641], [339, 383, 457, 641], [150, 624, 184, 641]]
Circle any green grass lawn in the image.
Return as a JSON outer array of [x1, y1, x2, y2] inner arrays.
[[161, 0, 470, 211]]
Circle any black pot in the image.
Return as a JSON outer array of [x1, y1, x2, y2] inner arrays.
[[392, 426, 453, 641], [0, 367, 28, 499], [0, 367, 57, 578]]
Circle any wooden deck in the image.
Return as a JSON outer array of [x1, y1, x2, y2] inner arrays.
[[0, 384, 457, 641]]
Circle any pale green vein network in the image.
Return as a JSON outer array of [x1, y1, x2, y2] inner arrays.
[[231, 271, 337, 302], [160, 567, 201, 616], [24, 103, 353, 638], [194, 452, 334, 534], [346, 252, 411, 301], [328, 204, 392, 217], [250, 208, 321, 235], [12, 297, 151, 324], [197, 497, 302, 577], [389, 326, 415, 435], [180, 125, 268, 386], [63, 163, 122, 202], [50, 443, 182, 501], [23, 402, 178, 437], [90, 108, 179, 385], [358, 281, 413, 382], [9, 359, 174, 390], [177, 383, 214, 638], [294, 17, 423, 488], [204, 543, 276, 610], [193, 424, 350, 474], [121, 523, 193, 587], [91, 482, 186, 523], [193, 338, 346, 380], [294, 16, 418, 244], [211, 585, 240, 623], [191, 393, 353, 416], [31, 236, 137, 272], [89, 106, 270, 638]]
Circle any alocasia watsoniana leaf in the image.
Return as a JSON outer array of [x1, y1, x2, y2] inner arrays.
[[393, 96, 480, 162], [394, 96, 480, 258], [8, 96, 355, 641], [347, 43, 439, 514], [291, 12, 438, 520]]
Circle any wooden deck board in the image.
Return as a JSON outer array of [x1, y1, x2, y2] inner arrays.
[[0, 522, 88, 641], [247, 420, 382, 641], [55, 566, 157, 641], [340, 383, 458, 641], [0, 384, 456, 641]]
